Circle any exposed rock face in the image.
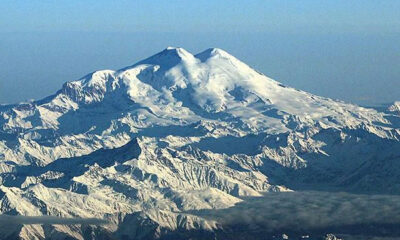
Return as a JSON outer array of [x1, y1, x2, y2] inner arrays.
[[0, 47, 399, 239]]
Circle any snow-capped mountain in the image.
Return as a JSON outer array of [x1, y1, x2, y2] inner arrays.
[[388, 101, 400, 115], [0, 47, 399, 239]]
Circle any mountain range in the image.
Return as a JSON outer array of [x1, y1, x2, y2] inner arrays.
[[0, 47, 399, 240]]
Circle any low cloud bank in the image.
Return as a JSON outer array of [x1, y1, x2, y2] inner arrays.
[[0, 215, 107, 225], [187, 191, 400, 237]]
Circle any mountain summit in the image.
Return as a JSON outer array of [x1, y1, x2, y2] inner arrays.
[[0, 47, 399, 239]]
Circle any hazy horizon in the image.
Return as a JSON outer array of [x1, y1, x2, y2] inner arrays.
[[1, 1, 399, 105], [1, 31, 400, 106]]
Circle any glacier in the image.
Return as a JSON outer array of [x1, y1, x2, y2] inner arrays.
[[0, 47, 399, 239]]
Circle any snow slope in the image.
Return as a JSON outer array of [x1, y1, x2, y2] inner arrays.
[[0, 47, 399, 239]]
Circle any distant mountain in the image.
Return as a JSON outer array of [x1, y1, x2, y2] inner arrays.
[[388, 101, 400, 115], [0, 47, 399, 239]]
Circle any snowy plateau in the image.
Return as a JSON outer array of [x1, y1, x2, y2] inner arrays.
[[0, 47, 399, 240]]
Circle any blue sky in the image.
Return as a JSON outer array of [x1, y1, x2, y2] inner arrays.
[[0, 1, 399, 104], [2, 0, 400, 34]]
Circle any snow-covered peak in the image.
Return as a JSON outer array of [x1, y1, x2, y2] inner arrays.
[[25, 47, 388, 126], [388, 101, 400, 114], [135, 46, 198, 69], [194, 47, 260, 81], [158, 46, 194, 60], [195, 48, 236, 62]]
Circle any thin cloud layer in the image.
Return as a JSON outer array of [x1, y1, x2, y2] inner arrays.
[[187, 191, 400, 237], [0, 215, 107, 225]]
